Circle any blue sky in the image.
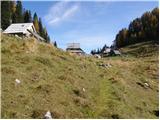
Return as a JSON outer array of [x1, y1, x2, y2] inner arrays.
[[23, 1, 158, 53]]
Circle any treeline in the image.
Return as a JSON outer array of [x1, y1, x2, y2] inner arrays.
[[90, 48, 102, 55], [1, 1, 50, 43], [114, 7, 159, 48], [90, 44, 111, 55]]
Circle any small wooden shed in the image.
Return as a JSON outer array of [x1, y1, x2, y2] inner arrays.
[[66, 43, 85, 55], [3, 23, 45, 41]]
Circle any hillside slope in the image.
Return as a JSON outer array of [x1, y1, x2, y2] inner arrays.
[[1, 34, 159, 119], [120, 41, 159, 57]]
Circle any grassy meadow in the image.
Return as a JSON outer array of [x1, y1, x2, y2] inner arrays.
[[1, 34, 159, 118]]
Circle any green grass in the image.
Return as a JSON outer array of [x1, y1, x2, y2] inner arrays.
[[120, 41, 159, 57], [1, 34, 159, 118]]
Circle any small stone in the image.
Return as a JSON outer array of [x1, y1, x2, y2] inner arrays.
[[15, 79, 21, 84], [44, 111, 52, 119], [144, 83, 149, 87], [82, 88, 85, 92]]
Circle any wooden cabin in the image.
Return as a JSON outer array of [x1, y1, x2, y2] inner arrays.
[[101, 47, 111, 57], [3, 23, 45, 41], [66, 43, 85, 55]]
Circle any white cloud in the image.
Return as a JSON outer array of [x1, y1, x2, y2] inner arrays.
[[44, 2, 79, 25]]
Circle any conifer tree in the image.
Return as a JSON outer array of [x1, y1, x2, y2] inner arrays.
[[11, 12, 16, 23], [38, 18, 44, 37], [10, 1, 16, 23], [33, 13, 39, 33], [46, 33, 50, 43], [15, 1, 23, 23], [43, 27, 50, 43], [114, 7, 159, 48], [10, 1, 16, 13], [24, 10, 29, 23], [43, 27, 47, 39], [54, 41, 57, 47], [28, 10, 32, 22], [1, 1, 11, 30], [24, 10, 32, 23]]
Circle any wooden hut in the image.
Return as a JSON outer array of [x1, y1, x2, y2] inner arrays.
[[66, 43, 85, 55], [3, 23, 45, 41]]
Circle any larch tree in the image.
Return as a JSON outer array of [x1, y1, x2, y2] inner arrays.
[[10, 1, 16, 23], [114, 7, 159, 48], [33, 12, 39, 33]]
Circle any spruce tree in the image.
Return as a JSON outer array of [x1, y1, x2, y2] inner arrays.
[[11, 12, 16, 23], [24, 10, 29, 23], [15, 1, 23, 23], [28, 10, 32, 22], [54, 41, 57, 48], [47, 35, 50, 43], [43, 27, 49, 43], [24, 10, 32, 23], [1, 1, 11, 30], [46, 33, 50, 43], [38, 18, 44, 37]]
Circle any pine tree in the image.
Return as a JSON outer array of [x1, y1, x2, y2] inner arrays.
[[38, 18, 45, 37], [23, 10, 32, 23], [28, 10, 32, 22], [33, 13, 39, 33], [15, 1, 23, 23], [24, 10, 29, 23], [43, 27, 50, 43], [43, 27, 47, 40], [1, 1, 11, 30], [11, 12, 16, 23], [46, 34, 50, 43], [101, 44, 107, 52], [90, 50, 94, 55], [54, 41, 57, 48], [97, 48, 100, 54], [92, 49, 96, 55]]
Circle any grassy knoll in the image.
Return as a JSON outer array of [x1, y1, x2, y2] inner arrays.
[[1, 34, 159, 118]]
